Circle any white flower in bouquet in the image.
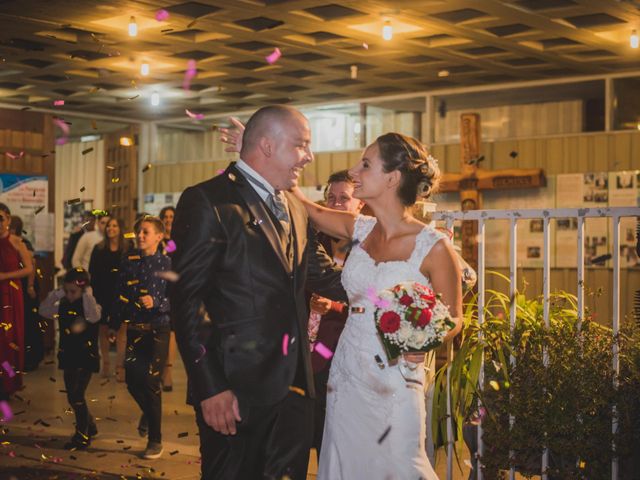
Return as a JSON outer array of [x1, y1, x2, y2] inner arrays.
[[396, 321, 413, 344], [407, 328, 428, 349]]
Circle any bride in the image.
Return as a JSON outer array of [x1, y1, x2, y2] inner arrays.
[[222, 121, 462, 479]]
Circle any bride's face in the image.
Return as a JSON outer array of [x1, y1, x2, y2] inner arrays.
[[348, 143, 391, 201]]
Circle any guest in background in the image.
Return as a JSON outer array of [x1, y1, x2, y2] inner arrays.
[[307, 170, 363, 454], [0, 203, 33, 394], [62, 210, 92, 271], [72, 212, 109, 271], [10, 215, 43, 371], [89, 217, 129, 381], [158, 206, 176, 392], [110, 216, 171, 460], [39, 268, 101, 449]]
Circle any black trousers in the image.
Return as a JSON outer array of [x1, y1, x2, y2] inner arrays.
[[195, 390, 314, 480], [312, 369, 330, 455], [63, 368, 94, 437], [125, 326, 170, 443]]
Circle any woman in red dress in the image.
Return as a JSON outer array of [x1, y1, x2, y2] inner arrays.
[[0, 203, 33, 394]]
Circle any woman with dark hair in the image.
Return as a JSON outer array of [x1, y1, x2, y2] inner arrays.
[[158, 206, 176, 392], [0, 203, 34, 394], [89, 217, 129, 381], [292, 132, 463, 479], [9, 215, 43, 371]]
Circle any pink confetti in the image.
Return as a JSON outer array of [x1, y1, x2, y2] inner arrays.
[[183, 59, 197, 90], [1, 360, 15, 378], [185, 109, 204, 120], [366, 287, 391, 309], [265, 47, 282, 65], [165, 239, 177, 253], [194, 344, 206, 364], [53, 117, 70, 135], [155, 9, 170, 21], [4, 151, 24, 160], [282, 333, 289, 356], [8, 450, 16, 457], [313, 342, 333, 359], [0, 400, 12, 422], [53, 100, 65, 106]]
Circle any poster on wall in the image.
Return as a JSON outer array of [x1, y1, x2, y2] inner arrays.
[[143, 192, 182, 217], [0, 174, 48, 250], [63, 199, 93, 255]]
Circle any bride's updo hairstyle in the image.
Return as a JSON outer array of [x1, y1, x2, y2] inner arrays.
[[375, 132, 441, 206]]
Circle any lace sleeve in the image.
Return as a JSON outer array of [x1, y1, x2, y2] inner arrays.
[[412, 226, 448, 262], [352, 214, 377, 243]]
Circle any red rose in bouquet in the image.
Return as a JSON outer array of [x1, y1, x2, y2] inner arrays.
[[416, 308, 432, 327], [399, 294, 413, 306], [379, 311, 401, 333]]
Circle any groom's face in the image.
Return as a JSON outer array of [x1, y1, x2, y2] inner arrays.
[[268, 114, 313, 191]]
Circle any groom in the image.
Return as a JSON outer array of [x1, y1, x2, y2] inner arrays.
[[171, 105, 346, 479]]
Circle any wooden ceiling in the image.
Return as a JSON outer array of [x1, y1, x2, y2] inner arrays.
[[0, 0, 638, 121]]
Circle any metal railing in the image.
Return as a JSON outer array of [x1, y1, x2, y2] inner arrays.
[[432, 206, 640, 480]]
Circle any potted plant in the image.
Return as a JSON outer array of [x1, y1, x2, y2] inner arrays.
[[432, 273, 640, 479]]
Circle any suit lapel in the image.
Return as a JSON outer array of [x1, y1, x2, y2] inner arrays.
[[285, 191, 307, 271], [226, 164, 292, 273]]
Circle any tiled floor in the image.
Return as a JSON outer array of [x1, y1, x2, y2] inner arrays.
[[1, 350, 474, 479]]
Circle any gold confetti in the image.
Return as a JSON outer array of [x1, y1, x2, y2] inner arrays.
[[489, 380, 500, 391], [124, 232, 136, 239], [111, 177, 120, 183], [9, 281, 19, 290], [142, 163, 152, 173]]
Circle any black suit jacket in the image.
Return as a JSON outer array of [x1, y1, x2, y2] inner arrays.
[[171, 163, 346, 407]]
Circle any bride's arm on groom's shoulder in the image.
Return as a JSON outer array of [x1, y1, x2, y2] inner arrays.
[[421, 238, 463, 342], [291, 186, 357, 241]]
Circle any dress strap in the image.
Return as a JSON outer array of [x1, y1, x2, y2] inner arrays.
[[352, 214, 377, 243], [410, 226, 448, 264]]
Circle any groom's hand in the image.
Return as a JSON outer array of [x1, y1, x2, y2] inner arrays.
[[201, 390, 242, 435]]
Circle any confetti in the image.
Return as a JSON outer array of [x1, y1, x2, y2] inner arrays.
[[350, 65, 358, 79], [183, 59, 197, 90], [366, 287, 391, 309], [124, 232, 136, 239], [53, 117, 70, 145], [49, 376, 56, 382], [155, 9, 170, 21], [165, 240, 177, 253], [1, 360, 15, 378], [80, 186, 85, 192], [194, 344, 206, 364], [489, 380, 500, 391], [169, 450, 179, 455], [91, 120, 97, 130], [128, 94, 140, 101], [177, 432, 188, 438], [81, 147, 94, 155], [377, 425, 391, 444], [313, 342, 333, 359], [142, 163, 152, 173], [155, 271, 179, 282], [66, 198, 81, 205], [0, 400, 13, 421], [282, 333, 290, 356], [111, 177, 120, 183], [288, 386, 305, 396], [53, 99, 65, 106], [265, 47, 282, 65], [5, 151, 24, 160], [185, 109, 204, 120], [363, 42, 369, 49]]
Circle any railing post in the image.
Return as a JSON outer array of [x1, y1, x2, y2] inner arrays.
[[477, 219, 486, 480], [612, 215, 620, 480], [541, 215, 551, 479], [508, 218, 517, 480]]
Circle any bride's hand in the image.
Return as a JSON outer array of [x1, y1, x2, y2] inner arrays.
[[219, 117, 245, 153], [402, 352, 426, 365]]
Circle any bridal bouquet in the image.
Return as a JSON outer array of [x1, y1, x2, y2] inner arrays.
[[373, 282, 455, 362]]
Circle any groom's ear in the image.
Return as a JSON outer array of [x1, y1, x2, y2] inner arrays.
[[258, 135, 272, 157]]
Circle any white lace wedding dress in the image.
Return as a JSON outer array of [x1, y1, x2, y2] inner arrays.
[[318, 215, 446, 480]]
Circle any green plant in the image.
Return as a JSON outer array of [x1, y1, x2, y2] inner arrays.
[[432, 273, 640, 479]]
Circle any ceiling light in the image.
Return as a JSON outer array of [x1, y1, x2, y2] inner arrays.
[[382, 20, 393, 41], [140, 62, 150, 76], [120, 136, 133, 146], [631, 29, 639, 49], [128, 16, 138, 37], [438, 70, 450, 77], [151, 91, 160, 106]]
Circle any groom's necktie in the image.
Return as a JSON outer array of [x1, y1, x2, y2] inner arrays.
[[267, 190, 291, 236], [240, 169, 292, 239]]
